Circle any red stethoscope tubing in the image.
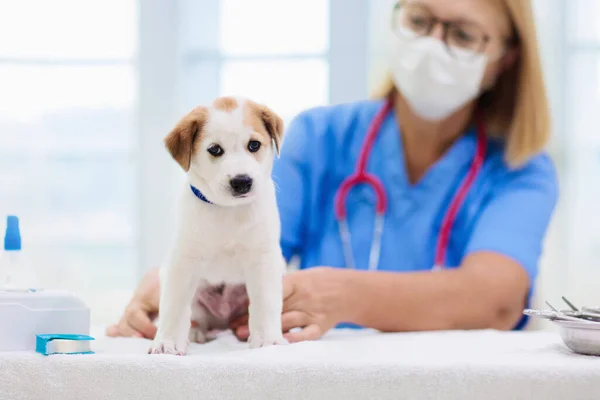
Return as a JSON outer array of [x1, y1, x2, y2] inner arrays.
[[334, 98, 487, 270]]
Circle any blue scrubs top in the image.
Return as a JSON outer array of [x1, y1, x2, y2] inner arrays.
[[272, 99, 558, 330]]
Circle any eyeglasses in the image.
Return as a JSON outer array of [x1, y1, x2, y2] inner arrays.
[[391, 1, 496, 61]]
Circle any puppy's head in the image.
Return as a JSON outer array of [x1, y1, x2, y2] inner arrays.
[[164, 97, 284, 206]]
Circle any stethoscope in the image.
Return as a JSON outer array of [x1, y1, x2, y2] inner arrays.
[[333, 97, 488, 271]]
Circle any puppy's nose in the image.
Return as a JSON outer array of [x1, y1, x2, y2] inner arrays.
[[229, 174, 253, 195]]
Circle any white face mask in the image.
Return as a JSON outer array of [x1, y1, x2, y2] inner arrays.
[[388, 28, 489, 121]]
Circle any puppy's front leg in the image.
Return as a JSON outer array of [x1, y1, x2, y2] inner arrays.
[[149, 259, 197, 355], [244, 253, 288, 348]]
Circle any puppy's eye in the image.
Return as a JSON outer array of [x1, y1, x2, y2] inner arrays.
[[207, 144, 224, 157], [248, 140, 261, 153]]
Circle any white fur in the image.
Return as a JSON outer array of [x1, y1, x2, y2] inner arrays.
[[149, 98, 287, 355]]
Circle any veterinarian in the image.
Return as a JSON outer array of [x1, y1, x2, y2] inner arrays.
[[107, 0, 557, 342]]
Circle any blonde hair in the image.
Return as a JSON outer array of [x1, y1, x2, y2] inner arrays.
[[371, 0, 550, 168]]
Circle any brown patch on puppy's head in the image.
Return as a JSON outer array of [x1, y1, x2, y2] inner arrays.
[[164, 106, 208, 171], [213, 96, 238, 112], [244, 100, 284, 157]]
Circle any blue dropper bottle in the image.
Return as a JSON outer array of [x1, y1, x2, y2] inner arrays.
[[4, 215, 21, 252]]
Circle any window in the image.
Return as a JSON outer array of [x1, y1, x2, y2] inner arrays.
[[179, 0, 330, 125], [219, 0, 329, 124], [178, 0, 369, 120], [0, 0, 138, 324]]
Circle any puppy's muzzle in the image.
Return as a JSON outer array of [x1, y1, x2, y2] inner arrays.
[[229, 174, 253, 196]]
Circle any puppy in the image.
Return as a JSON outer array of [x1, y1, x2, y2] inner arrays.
[[149, 97, 288, 355]]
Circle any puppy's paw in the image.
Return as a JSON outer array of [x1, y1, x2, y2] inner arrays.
[[148, 338, 187, 356], [248, 331, 288, 349]]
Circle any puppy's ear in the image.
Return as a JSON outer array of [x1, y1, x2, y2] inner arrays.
[[259, 106, 284, 157], [164, 107, 208, 171]]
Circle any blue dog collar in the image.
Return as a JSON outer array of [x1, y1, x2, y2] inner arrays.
[[190, 185, 213, 204]]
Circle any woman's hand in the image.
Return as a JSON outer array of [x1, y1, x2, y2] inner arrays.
[[106, 267, 161, 339], [229, 267, 350, 343]]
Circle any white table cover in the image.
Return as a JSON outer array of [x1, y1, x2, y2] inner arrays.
[[1, 328, 599, 400]]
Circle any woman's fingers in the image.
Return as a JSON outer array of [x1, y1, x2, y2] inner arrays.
[[284, 324, 322, 343], [106, 303, 157, 339], [229, 314, 249, 330], [126, 306, 157, 339], [105, 324, 121, 337], [112, 319, 143, 338], [234, 325, 250, 340], [281, 311, 309, 333], [233, 310, 308, 341]]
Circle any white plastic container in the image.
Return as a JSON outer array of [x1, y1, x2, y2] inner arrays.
[[0, 289, 90, 351]]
